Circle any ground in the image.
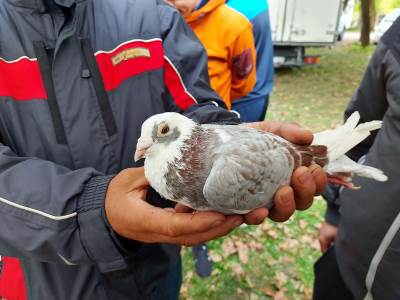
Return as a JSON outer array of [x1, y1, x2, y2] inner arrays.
[[180, 42, 374, 300]]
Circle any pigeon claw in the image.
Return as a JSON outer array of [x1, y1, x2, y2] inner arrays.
[[327, 174, 360, 190]]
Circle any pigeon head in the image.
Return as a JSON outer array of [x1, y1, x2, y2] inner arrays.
[[134, 112, 196, 162]]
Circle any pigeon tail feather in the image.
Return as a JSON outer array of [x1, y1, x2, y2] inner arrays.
[[312, 111, 387, 182]]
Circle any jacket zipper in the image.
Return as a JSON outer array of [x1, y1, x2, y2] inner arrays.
[[81, 38, 117, 137], [33, 41, 68, 145]]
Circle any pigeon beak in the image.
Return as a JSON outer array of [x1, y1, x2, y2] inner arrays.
[[134, 137, 153, 162]]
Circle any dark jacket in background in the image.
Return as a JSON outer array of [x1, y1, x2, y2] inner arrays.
[[323, 18, 400, 300], [0, 0, 239, 299]]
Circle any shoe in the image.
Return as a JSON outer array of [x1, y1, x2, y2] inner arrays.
[[192, 243, 212, 278]]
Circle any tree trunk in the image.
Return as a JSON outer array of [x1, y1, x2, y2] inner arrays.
[[370, 0, 376, 30], [360, 0, 370, 47]]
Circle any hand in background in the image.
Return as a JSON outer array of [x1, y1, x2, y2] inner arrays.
[[318, 222, 338, 253]]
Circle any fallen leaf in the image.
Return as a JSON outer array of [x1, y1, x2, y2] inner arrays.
[[267, 229, 278, 240], [311, 239, 321, 251], [235, 241, 249, 264], [209, 251, 222, 263], [221, 239, 237, 258], [275, 272, 288, 288], [180, 286, 188, 297], [231, 263, 244, 278], [279, 238, 299, 252], [261, 287, 277, 297], [299, 219, 308, 229], [261, 220, 272, 232], [300, 235, 313, 244], [236, 288, 244, 295], [250, 293, 259, 300], [274, 291, 288, 300], [249, 241, 263, 251], [279, 256, 294, 264], [266, 255, 277, 266], [246, 276, 255, 288], [186, 271, 193, 281]]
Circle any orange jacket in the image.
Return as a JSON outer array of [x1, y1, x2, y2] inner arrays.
[[185, 0, 256, 109]]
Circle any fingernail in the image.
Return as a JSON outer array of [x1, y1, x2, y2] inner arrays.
[[279, 191, 292, 206], [233, 218, 243, 227], [256, 210, 268, 224], [309, 164, 321, 173], [299, 171, 312, 185]]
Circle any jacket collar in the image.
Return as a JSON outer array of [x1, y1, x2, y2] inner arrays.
[[185, 0, 225, 24], [7, 0, 79, 12]]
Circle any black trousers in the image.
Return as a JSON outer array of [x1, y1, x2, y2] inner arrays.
[[313, 247, 354, 300]]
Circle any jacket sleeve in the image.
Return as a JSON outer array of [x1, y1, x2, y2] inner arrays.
[[323, 42, 390, 225], [344, 42, 389, 161], [322, 185, 342, 226], [0, 140, 129, 273], [229, 24, 257, 102], [158, 3, 241, 125]]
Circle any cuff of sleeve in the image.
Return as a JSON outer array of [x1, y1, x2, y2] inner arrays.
[[183, 103, 241, 125], [77, 175, 129, 273], [325, 202, 341, 226]]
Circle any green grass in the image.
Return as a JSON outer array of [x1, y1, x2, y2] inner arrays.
[[268, 43, 374, 131], [181, 43, 374, 300]]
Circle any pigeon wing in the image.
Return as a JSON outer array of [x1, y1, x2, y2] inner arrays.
[[202, 134, 293, 214]]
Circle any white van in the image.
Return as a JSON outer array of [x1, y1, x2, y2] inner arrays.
[[269, 0, 355, 67]]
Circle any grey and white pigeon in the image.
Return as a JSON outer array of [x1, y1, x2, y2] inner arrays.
[[134, 112, 387, 214]]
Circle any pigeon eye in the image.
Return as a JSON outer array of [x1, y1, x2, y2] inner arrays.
[[159, 124, 170, 135]]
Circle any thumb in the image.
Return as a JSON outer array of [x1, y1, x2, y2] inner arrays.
[[117, 167, 149, 190], [319, 237, 329, 253]]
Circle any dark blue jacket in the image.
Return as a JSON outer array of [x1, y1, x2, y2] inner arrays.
[[0, 0, 239, 299], [324, 18, 400, 300], [227, 0, 274, 121]]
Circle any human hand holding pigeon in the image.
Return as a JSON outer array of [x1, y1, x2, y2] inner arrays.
[[105, 167, 244, 246], [104, 119, 326, 247], [135, 112, 387, 216]]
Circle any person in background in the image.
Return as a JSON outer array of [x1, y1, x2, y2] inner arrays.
[[165, 0, 257, 277], [228, 0, 274, 122], [166, 0, 257, 111], [314, 17, 400, 300]]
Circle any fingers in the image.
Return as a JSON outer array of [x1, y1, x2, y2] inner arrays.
[[279, 123, 314, 145], [309, 165, 328, 195], [244, 207, 269, 225], [319, 237, 329, 253], [269, 186, 296, 222], [133, 215, 243, 246], [171, 215, 243, 246], [245, 121, 313, 145], [118, 167, 148, 190], [318, 222, 338, 253], [146, 204, 227, 237], [291, 167, 316, 210]]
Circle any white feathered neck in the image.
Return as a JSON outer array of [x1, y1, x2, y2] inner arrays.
[[140, 113, 197, 199]]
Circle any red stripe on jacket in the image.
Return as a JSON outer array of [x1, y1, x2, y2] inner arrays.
[[95, 38, 196, 110], [0, 58, 47, 100], [164, 56, 197, 110], [95, 39, 164, 92], [0, 257, 27, 300]]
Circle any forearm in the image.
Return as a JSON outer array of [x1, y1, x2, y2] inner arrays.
[[0, 143, 127, 272]]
